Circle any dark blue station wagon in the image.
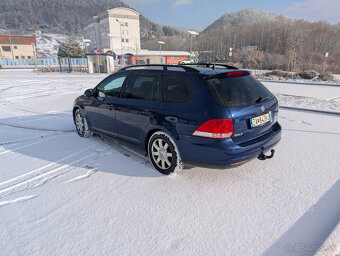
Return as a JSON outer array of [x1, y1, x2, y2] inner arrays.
[[73, 64, 281, 174]]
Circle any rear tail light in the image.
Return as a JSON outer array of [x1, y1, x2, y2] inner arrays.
[[226, 71, 249, 78], [192, 119, 234, 139]]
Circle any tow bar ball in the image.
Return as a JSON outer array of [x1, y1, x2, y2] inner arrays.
[[258, 149, 275, 161]]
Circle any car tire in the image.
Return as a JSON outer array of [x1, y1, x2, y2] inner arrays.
[[148, 131, 183, 175], [74, 109, 93, 138]]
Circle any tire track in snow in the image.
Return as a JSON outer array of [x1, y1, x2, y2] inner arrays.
[[0, 146, 94, 188], [0, 134, 61, 156], [0, 121, 75, 132], [66, 169, 97, 183], [0, 146, 110, 199], [6, 103, 70, 117], [0, 195, 38, 207], [0, 89, 82, 104]]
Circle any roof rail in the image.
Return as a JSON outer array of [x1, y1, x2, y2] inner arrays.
[[180, 63, 239, 70], [119, 64, 200, 73]]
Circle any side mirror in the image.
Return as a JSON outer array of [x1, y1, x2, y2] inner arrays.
[[84, 89, 94, 97]]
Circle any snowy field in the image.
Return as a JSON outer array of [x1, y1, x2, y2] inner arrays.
[[0, 71, 339, 256]]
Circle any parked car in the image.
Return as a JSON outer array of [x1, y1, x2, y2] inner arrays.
[[178, 58, 194, 64], [73, 64, 281, 175]]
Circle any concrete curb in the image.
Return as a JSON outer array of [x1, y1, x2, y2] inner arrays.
[[280, 106, 340, 116]]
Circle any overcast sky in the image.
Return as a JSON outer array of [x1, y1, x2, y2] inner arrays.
[[122, 0, 340, 30]]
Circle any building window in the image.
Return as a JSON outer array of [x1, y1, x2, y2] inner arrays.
[[15, 56, 19, 59], [125, 22, 128, 27], [2, 46, 11, 52], [14, 46, 18, 49], [125, 30, 128, 35], [27, 56, 32, 59], [170, 57, 180, 60], [121, 38, 124, 43], [121, 30, 124, 35], [126, 38, 129, 43], [120, 22, 123, 26]]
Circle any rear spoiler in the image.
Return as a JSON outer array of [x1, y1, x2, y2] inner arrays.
[[206, 71, 251, 80]]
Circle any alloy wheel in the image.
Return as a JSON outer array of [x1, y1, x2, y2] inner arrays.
[[151, 138, 173, 170]]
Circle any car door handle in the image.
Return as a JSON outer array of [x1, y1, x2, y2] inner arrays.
[[108, 104, 115, 110], [142, 110, 151, 115]]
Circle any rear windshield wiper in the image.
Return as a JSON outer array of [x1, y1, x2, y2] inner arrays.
[[255, 96, 270, 104]]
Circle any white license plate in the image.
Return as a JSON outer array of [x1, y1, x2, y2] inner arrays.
[[250, 113, 270, 128]]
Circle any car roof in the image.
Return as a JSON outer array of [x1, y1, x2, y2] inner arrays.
[[119, 64, 242, 77]]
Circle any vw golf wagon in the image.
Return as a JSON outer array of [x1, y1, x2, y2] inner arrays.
[[73, 64, 281, 174]]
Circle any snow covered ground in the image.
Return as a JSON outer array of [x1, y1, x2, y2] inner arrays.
[[0, 71, 339, 255], [263, 81, 340, 114]]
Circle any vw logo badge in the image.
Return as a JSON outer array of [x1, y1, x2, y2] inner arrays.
[[261, 106, 265, 112]]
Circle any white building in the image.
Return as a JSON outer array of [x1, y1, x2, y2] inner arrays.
[[84, 7, 141, 53]]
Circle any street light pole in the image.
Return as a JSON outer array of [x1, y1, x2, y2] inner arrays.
[[187, 31, 199, 61], [116, 19, 124, 65], [157, 41, 166, 64]]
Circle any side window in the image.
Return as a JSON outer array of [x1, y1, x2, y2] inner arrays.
[[161, 75, 191, 103], [121, 73, 159, 101], [96, 74, 127, 98]]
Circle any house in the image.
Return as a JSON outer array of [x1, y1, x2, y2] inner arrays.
[[0, 35, 37, 61]]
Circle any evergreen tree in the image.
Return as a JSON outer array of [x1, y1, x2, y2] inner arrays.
[[58, 37, 83, 58]]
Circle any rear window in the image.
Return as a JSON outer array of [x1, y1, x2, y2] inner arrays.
[[205, 75, 274, 108]]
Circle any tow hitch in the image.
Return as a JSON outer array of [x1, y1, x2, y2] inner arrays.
[[258, 149, 275, 160]]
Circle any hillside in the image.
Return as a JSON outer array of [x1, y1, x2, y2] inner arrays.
[[0, 0, 179, 40], [203, 8, 278, 33]]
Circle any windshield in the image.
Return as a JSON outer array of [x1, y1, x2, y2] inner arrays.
[[205, 75, 274, 108]]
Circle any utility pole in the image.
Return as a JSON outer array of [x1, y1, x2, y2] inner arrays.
[[32, 42, 38, 71], [8, 35, 15, 59], [28, 0, 35, 30]]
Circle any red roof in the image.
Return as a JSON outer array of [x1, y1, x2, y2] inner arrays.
[[0, 35, 36, 45]]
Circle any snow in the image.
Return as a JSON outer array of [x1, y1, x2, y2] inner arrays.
[[262, 81, 340, 100], [0, 71, 339, 255], [262, 81, 340, 113], [35, 33, 69, 57]]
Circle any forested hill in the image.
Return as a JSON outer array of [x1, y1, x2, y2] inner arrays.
[[0, 0, 180, 39], [203, 9, 278, 32]]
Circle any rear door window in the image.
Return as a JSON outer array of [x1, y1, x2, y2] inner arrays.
[[121, 72, 160, 101], [205, 75, 274, 108], [161, 75, 191, 103]]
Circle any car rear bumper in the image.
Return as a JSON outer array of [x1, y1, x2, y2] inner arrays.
[[177, 122, 281, 168]]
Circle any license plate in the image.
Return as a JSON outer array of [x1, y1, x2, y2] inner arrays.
[[250, 113, 270, 128]]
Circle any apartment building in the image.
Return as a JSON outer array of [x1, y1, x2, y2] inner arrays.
[[84, 7, 141, 53]]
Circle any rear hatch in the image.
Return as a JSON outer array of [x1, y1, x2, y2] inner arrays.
[[205, 71, 278, 145]]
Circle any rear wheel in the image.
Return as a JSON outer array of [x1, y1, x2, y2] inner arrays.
[[74, 109, 93, 138], [148, 131, 182, 175]]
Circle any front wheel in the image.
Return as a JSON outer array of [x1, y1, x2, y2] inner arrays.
[[74, 109, 93, 138], [148, 131, 183, 175]]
